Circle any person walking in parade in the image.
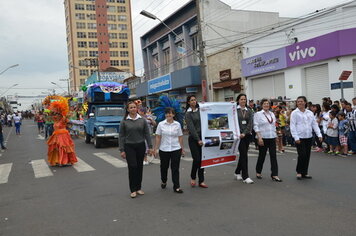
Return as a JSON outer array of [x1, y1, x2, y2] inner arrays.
[[185, 95, 208, 188], [154, 107, 184, 193], [254, 98, 282, 182], [119, 101, 153, 198], [290, 96, 322, 180], [234, 94, 254, 184], [13, 112, 22, 135]]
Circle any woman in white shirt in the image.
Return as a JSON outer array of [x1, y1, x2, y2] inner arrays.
[[154, 107, 184, 193], [254, 99, 282, 182]]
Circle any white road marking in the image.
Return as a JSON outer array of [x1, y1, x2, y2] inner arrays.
[[93, 152, 127, 168], [31, 160, 53, 178], [72, 157, 95, 172], [0, 163, 13, 184]]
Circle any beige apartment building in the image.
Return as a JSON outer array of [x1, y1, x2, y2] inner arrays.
[[64, 0, 134, 92]]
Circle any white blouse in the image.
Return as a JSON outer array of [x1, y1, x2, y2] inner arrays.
[[253, 110, 277, 139], [156, 119, 183, 152]]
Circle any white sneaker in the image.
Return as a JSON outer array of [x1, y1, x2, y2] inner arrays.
[[234, 174, 243, 181], [143, 161, 149, 165], [243, 178, 254, 184]]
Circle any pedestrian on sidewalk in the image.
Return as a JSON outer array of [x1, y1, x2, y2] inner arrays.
[[0, 121, 6, 149], [234, 94, 254, 184], [254, 98, 282, 182], [154, 107, 184, 193], [326, 111, 340, 155], [345, 102, 356, 154], [13, 113, 22, 135], [185, 95, 208, 188], [290, 96, 322, 180], [337, 112, 350, 156], [119, 101, 153, 198]]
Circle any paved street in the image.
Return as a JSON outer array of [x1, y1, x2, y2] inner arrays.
[[0, 120, 356, 236]]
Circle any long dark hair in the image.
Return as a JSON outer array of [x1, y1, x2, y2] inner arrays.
[[236, 93, 247, 104], [315, 104, 321, 117], [185, 95, 199, 112], [124, 101, 137, 119]]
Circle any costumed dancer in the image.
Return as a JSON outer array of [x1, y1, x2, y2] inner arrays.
[[45, 96, 78, 167]]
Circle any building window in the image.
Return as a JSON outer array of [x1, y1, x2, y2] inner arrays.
[[109, 33, 117, 39], [78, 51, 88, 58], [162, 49, 170, 74], [107, 24, 117, 30], [107, 0, 115, 2], [119, 42, 128, 48], [79, 69, 89, 76], [118, 33, 127, 39], [118, 15, 127, 21], [89, 41, 98, 48], [110, 60, 120, 66], [88, 32, 97, 38], [117, 6, 126, 12], [120, 51, 129, 57], [89, 51, 98, 57], [117, 0, 125, 3], [110, 42, 118, 48], [79, 60, 89, 66], [75, 13, 85, 20], [107, 6, 116, 13], [86, 4, 95, 11], [78, 41, 87, 48], [77, 32, 86, 38], [87, 23, 97, 29], [121, 60, 129, 66], [118, 24, 127, 30], [87, 14, 96, 20], [107, 15, 116, 21], [75, 4, 85, 10], [76, 22, 86, 29], [110, 51, 119, 57]]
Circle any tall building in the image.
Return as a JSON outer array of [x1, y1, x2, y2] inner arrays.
[[64, 0, 135, 92]]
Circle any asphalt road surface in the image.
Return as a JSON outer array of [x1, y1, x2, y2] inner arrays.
[[0, 120, 355, 236]]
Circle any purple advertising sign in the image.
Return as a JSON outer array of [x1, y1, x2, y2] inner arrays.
[[242, 28, 356, 77], [241, 48, 286, 77]]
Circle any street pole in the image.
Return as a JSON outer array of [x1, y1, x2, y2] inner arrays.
[[195, 0, 210, 102], [340, 80, 344, 100]]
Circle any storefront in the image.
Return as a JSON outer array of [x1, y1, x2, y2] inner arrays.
[[241, 28, 356, 103], [136, 66, 202, 108]]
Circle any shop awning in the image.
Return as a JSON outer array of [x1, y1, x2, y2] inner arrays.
[[213, 79, 240, 89]]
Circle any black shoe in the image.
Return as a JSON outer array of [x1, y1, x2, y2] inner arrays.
[[174, 188, 184, 193], [271, 176, 283, 182], [161, 183, 167, 189], [302, 175, 312, 179], [256, 174, 262, 179]]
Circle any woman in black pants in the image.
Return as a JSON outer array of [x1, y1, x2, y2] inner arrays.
[[234, 94, 254, 184], [185, 95, 208, 188], [154, 108, 184, 193], [119, 101, 153, 198], [254, 98, 282, 182]]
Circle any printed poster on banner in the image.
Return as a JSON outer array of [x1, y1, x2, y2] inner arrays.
[[200, 102, 240, 168]]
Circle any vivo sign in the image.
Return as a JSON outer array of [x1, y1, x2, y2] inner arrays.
[[241, 28, 356, 77], [288, 46, 317, 62]]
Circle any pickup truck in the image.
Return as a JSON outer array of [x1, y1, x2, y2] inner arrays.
[[84, 82, 129, 148]]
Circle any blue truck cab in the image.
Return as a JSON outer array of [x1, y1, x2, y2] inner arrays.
[[84, 82, 130, 148]]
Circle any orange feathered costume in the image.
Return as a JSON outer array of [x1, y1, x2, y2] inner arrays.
[[46, 97, 78, 166]]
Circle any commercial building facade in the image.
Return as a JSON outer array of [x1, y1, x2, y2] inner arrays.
[[64, 0, 134, 93], [241, 1, 356, 103]]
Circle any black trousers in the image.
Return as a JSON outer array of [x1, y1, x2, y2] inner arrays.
[[256, 138, 278, 176], [295, 138, 313, 175], [124, 142, 146, 193], [160, 149, 181, 190], [188, 136, 204, 183], [235, 135, 250, 180]]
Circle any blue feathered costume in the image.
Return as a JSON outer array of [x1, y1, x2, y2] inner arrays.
[[153, 95, 184, 128]]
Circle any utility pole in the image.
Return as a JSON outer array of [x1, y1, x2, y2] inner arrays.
[[196, 0, 210, 102]]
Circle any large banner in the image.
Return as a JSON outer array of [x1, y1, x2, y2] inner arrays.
[[200, 102, 240, 168]]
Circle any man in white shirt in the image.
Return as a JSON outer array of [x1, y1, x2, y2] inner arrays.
[[290, 96, 322, 180], [352, 97, 356, 110]]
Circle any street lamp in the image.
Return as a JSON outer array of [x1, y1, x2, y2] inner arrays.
[[51, 82, 67, 94], [0, 83, 19, 97], [0, 64, 19, 76]]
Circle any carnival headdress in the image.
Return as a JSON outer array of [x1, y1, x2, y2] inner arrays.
[[48, 96, 69, 116], [152, 95, 184, 127]]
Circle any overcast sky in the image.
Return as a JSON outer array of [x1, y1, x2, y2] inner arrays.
[[0, 0, 350, 109]]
